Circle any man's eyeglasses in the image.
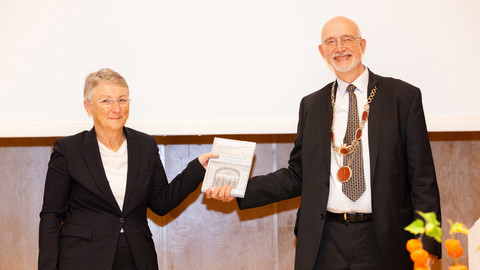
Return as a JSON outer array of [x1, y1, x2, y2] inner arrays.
[[323, 36, 361, 48], [96, 98, 131, 107]]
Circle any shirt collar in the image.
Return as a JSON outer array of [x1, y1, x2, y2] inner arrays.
[[336, 66, 370, 97]]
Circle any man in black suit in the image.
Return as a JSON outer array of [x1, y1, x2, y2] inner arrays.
[[208, 16, 441, 269]]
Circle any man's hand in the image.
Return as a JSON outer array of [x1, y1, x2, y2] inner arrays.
[[426, 254, 438, 267], [205, 185, 235, 202]]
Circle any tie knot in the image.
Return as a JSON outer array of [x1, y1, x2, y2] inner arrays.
[[346, 84, 356, 93]]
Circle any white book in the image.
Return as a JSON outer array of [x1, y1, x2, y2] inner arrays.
[[201, 137, 256, 198]]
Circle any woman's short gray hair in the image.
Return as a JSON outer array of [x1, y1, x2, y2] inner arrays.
[[84, 68, 129, 102]]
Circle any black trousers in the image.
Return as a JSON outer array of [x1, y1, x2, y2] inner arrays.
[[112, 233, 137, 270], [313, 215, 386, 270]]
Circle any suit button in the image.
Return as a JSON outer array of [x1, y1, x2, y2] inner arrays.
[[119, 218, 125, 224], [320, 213, 325, 220]]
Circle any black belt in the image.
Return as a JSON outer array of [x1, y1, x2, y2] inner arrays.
[[327, 211, 373, 223]]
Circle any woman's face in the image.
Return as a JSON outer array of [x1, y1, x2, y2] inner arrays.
[[84, 81, 130, 134]]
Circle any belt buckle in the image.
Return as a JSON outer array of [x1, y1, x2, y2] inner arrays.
[[344, 213, 349, 223]]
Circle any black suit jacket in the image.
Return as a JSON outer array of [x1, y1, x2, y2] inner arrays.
[[39, 127, 205, 270], [237, 70, 441, 270]]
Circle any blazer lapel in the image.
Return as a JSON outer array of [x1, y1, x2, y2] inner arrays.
[[367, 71, 380, 185], [322, 81, 335, 173], [122, 128, 142, 214], [80, 128, 122, 214]]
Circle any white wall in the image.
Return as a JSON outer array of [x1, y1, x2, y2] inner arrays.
[[1, 0, 479, 137]]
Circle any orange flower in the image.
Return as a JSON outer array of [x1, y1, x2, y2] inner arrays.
[[445, 238, 464, 259], [414, 262, 429, 270], [448, 263, 468, 270], [410, 248, 429, 264], [406, 239, 423, 253]]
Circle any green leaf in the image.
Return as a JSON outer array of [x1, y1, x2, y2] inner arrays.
[[405, 219, 425, 235], [416, 211, 440, 226], [425, 224, 442, 243], [448, 220, 469, 235]]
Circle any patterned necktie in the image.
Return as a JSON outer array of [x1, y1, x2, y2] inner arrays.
[[342, 84, 366, 201]]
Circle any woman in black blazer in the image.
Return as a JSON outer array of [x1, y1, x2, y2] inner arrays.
[[38, 68, 216, 270]]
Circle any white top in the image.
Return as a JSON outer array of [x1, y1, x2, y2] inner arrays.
[[98, 140, 128, 212], [326, 67, 372, 214]]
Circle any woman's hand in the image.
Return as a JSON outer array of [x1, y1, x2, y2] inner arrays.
[[198, 152, 219, 169]]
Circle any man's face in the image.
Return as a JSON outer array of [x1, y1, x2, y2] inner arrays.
[[318, 18, 366, 77]]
